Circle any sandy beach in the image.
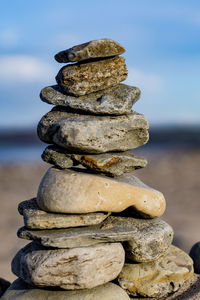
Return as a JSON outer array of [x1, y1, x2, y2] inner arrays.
[[0, 147, 200, 282]]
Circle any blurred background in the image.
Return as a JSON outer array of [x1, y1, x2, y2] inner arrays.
[[0, 0, 200, 282]]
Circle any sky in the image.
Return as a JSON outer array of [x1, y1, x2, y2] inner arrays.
[[0, 0, 200, 128]]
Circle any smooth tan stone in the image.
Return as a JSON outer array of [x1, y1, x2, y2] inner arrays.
[[118, 245, 194, 298], [54, 38, 125, 63], [18, 198, 110, 229], [12, 242, 125, 290], [1, 279, 130, 300], [56, 56, 128, 96], [37, 107, 149, 153], [36, 167, 166, 218]]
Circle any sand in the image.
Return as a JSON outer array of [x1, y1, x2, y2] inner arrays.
[[0, 147, 200, 284]]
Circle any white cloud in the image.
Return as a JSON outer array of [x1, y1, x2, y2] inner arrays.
[[125, 68, 163, 96], [0, 28, 20, 47], [0, 55, 57, 83]]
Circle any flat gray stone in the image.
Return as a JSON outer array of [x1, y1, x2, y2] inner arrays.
[[54, 38, 126, 63], [18, 198, 110, 229], [17, 216, 173, 262], [37, 107, 149, 153], [1, 279, 130, 300], [36, 168, 166, 218], [40, 84, 141, 115], [12, 242, 125, 289], [118, 245, 194, 298], [42, 145, 147, 177], [56, 56, 128, 96]]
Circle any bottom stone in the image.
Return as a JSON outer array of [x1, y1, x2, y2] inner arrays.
[[12, 242, 125, 289], [1, 279, 130, 300], [118, 245, 194, 298]]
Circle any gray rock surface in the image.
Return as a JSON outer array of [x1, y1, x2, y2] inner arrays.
[[18, 198, 110, 229], [1, 279, 130, 300], [12, 242, 125, 289], [17, 216, 173, 262], [55, 38, 125, 63], [36, 168, 166, 218], [56, 56, 128, 96], [40, 84, 141, 115], [189, 242, 200, 274], [42, 145, 147, 176], [118, 245, 194, 298], [37, 107, 149, 153]]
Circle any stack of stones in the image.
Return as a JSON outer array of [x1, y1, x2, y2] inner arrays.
[[3, 39, 194, 300]]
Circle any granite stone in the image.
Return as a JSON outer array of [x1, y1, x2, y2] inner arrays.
[[18, 198, 110, 229], [42, 145, 147, 176], [118, 245, 194, 298], [37, 107, 149, 153], [12, 242, 125, 289], [40, 84, 141, 115], [17, 216, 173, 260], [1, 279, 130, 300], [55, 38, 126, 63], [55, 56, 128, 96]]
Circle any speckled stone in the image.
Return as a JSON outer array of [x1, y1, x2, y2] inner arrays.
[[42, 145, 147, 177], [118, 245, 194, 298], [37, 107, 149, 154], [17, 217, 172, 260], [40, 84, 140, 115], [18, 198, 110, 229], [12, 242, 125, 289], [189, 242, 200, 274], [36, 167, 165, 217], [56, 56, 128, 96], [54, 38, 125, 63], [1, 279, 130, 300]]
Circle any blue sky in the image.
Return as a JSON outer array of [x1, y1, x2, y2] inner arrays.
[[0, 0, 200, 127]]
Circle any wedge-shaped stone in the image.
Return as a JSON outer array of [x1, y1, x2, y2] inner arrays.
[[37, 107, 149, 153], [42, 145, 147, 177], [12, 242, 125, 290], [18, 198, 110, 229], [1, 279, 130, 300], [118, 245, 194, 298], [55, 38, 125, 63], [36, 168, 165, 217], [17, 217, 172, 260], [56, 56, 128, 96], [40, 84, 140, 115]]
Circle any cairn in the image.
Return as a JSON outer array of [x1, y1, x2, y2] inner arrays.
[[3, 39, 194, 299]]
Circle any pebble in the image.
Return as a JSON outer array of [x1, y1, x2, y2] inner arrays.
[[55, 38, 125, 63], [56, 56, 128, 96], [12, 242, 125, 289], [37, 107, 149, 153]]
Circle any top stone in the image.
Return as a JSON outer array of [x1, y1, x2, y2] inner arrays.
[[54, 38, 125, 63]]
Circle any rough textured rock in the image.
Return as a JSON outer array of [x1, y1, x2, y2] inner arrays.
[[40, 84, 141, 115], [42, 145, 147, 176], [55, 38, 125, 63], [1, 279, 130, 300], [12, 242, 125, 289], [118, 245, 194, 298], [56, 56, 128, 96], [189, 242, 200, 274], [18, 198, 110, 229], [37, 107, 149, 153], [36, 167, 165, 217], [17, 216, 173, 259], [0, 278, 10, 298]]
